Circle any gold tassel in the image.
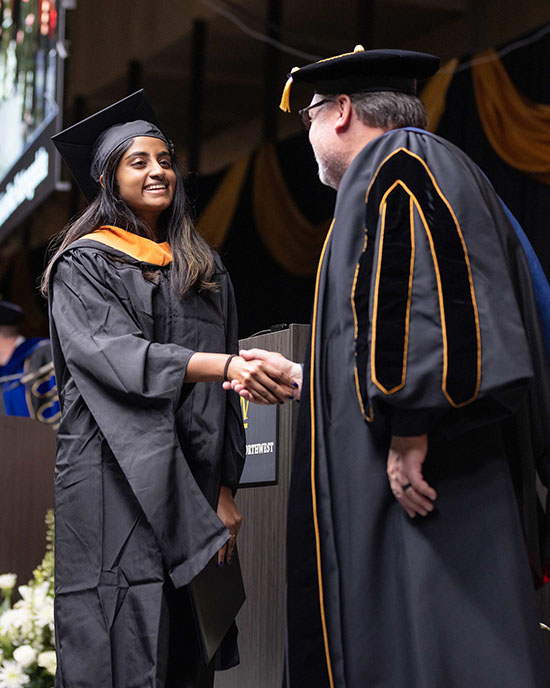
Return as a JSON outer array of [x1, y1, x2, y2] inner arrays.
[[279, 67, 300, 112], [279, 47, 364, 112]]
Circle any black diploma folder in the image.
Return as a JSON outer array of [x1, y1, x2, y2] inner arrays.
[[189, 547, 246, 664]]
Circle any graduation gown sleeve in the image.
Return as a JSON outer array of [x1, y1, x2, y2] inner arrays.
[[343, 130, 535, 438], [220, 272, 246, 491], [50, 246, 229, 587]]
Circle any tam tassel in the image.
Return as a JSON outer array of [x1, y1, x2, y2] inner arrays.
[[279, 67, 300, 112]]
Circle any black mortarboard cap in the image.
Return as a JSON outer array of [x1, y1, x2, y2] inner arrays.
[[0, 301, 24, 326], [52, 89, 172, 202], [280, 46, 440, 112]]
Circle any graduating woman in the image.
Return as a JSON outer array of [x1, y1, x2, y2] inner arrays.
[[42, 91, 292, 688]]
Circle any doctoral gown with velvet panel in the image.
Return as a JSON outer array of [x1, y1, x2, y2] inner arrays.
[[286, 129, 550, 688], [48, 227, 245, 687]]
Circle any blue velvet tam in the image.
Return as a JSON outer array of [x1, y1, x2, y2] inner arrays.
[[280, 46, 440, 112]]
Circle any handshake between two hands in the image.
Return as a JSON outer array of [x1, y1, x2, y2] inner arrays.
[[222, 348, 303, 405], [224, 348, 438, 519]]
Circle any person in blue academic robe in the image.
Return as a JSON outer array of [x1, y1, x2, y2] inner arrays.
[[0, 300, 59, 426]]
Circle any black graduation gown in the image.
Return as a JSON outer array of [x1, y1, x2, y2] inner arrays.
[[48, 227, 245, 688], [286, 129, 550, 688]]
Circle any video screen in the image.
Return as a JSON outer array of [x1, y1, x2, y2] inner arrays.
[[0, 0, 63, 241]]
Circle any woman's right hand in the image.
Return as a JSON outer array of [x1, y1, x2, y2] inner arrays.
[[184, 351, 298, 404], [225, 349, 302, 404]]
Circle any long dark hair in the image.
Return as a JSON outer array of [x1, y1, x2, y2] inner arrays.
[[41, 139, 217, 297]]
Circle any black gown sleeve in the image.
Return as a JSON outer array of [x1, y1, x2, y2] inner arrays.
[[51, 248, 229, 587], [219, 273, 246, 491], [353, 144, 534, 438]]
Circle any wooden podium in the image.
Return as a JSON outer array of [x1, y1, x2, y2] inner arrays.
[[0, 416, 56, 585], [215, 324, 309, 688]]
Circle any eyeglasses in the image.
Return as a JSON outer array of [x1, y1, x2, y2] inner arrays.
[[298, 99, 333, 130]]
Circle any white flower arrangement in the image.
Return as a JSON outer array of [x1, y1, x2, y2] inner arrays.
[[12, 647, 36, 670], [0, 511, 55, 688], [0, 659, 30, 688], [0, 578, 17, 595]]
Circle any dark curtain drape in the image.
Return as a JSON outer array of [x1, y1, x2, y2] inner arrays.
[[5, 25, 550, 341], [435, 25, 550, 279], [191, 135, 335, 338]]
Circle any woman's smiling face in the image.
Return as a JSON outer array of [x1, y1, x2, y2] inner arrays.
[[114, 136, 176, 231]]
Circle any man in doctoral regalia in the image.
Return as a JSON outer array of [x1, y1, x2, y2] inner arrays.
[[231, 46, 550, 687]]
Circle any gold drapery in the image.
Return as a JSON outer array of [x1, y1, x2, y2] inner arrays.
[[253, 143, 330, 277], [198, 143, 329, 275], [199, 38, 550, 272], [197, 154, 250, 249], [472, 49, 550, 184], [422, 58, 458, 133]]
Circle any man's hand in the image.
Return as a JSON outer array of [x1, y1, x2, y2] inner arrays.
[[386, 434, 437, 518], [223, 348, 303, 404], [222, 352, 298, 404]]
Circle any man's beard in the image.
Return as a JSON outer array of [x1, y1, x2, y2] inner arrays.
[[313, 147, 348, 190]]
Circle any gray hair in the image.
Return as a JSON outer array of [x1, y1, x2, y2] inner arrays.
[[348, 91, 428, 130]]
